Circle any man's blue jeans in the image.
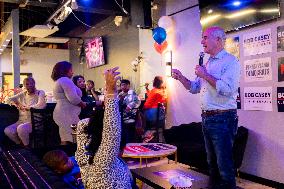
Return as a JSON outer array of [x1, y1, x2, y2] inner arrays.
[[202, 110, 238, 189]]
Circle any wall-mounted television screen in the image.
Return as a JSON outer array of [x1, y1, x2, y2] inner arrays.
[[85, 37, 106, 68], [199, 0, 280, 32]]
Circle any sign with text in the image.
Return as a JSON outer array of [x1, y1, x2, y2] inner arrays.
[[277, 26, 284, 52], [243, 28, 272, 56], [277, 87, 284, 112], [225, 36, 240, 59], [244, 57, 272, 82], [278, 57, 284, 82], [244, 87, 272, 111]]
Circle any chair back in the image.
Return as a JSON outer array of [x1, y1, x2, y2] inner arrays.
[[156, 103, 166, 142], [30, 104, 60, 148]]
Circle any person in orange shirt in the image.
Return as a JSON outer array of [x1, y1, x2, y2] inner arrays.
[[144, 76, 167, 110], [143, 76, 167, 142]]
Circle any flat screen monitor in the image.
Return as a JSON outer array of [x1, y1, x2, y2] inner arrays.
[[199, 0, 280, 32], [85, 37, 106, 68]]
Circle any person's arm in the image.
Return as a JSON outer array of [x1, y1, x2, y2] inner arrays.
[[172, 69, 201, 94], [75, 119, 89, 167], [6, 91, 24, 105], [60, 78, 86, 108], [195, 59, 240, 96], [215, 59, 240, 96], [91, 89, 99, 101], [95, 67, 121, 168], [30, 90, 46, 109], [195, 65, 217, 88]]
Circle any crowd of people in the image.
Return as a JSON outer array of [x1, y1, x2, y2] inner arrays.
[[3, 25, 240, 189], [3, 60, 166, 188]]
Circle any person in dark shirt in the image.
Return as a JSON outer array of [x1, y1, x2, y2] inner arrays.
[[43, 150, 84, 189], [86, 80, 101, 101], [72, 75, 102, 119]]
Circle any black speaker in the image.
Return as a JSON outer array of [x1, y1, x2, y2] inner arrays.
[[143, 0, 152, 28]]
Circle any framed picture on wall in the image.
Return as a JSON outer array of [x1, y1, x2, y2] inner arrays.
[[85, 37, 106, 69], [2, 72, 32, 90]]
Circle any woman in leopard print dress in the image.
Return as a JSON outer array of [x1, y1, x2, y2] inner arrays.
[[75, 67, 132, 189]]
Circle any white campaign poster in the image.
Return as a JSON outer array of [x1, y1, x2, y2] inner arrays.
[[244, 57, 272, 82], [244, 87, 272, 111], [243, 28, 272, 56]]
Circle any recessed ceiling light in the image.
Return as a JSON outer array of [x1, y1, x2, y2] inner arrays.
[[233, 1, 241, 7], [3, 45, 7, 47]]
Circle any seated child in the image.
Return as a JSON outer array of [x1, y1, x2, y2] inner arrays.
[[43, 150, 84, 189]]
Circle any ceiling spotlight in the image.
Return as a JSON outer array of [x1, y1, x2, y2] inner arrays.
[[71, 0, 78, 10], [53, 6, 72, 25], [114, 16, 123, 26], [233, 1, 241, 7]]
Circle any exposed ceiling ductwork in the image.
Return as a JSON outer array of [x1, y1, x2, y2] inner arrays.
[[0, 0, 130, 47]]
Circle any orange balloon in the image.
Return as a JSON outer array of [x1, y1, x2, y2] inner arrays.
[[154, 41, 168, 54]]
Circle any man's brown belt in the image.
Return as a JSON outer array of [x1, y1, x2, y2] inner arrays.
[[201, 109, 236, 117]]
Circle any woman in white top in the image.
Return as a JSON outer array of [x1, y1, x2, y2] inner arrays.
[[51, 61, 86, 145], [4, 77, 46, 146]]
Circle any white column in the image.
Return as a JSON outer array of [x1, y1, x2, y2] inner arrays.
[[11, 9, 20, 91]]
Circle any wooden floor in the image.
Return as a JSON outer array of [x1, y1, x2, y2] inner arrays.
[[126, 158, 275, 189]]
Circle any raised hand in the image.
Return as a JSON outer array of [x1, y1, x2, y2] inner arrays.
[[104, 67, 121, 95], [172, 68, 191, 90]]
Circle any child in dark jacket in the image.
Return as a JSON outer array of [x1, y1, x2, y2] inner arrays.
[[43, 150, 84, 189]]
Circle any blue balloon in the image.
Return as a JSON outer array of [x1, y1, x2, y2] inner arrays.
[[152, 27, 167, 45]]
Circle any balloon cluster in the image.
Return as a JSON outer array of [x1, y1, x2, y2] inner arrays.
[[152, 16, 174, 54]]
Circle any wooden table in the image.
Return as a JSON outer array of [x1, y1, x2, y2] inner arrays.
[[122, 143, 177, 168], [131, 163, 209, 189]]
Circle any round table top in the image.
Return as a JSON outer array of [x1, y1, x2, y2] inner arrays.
[[122, 143, 177, 158]]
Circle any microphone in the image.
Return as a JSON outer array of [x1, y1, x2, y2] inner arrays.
[[199, 52, 205, 66]]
